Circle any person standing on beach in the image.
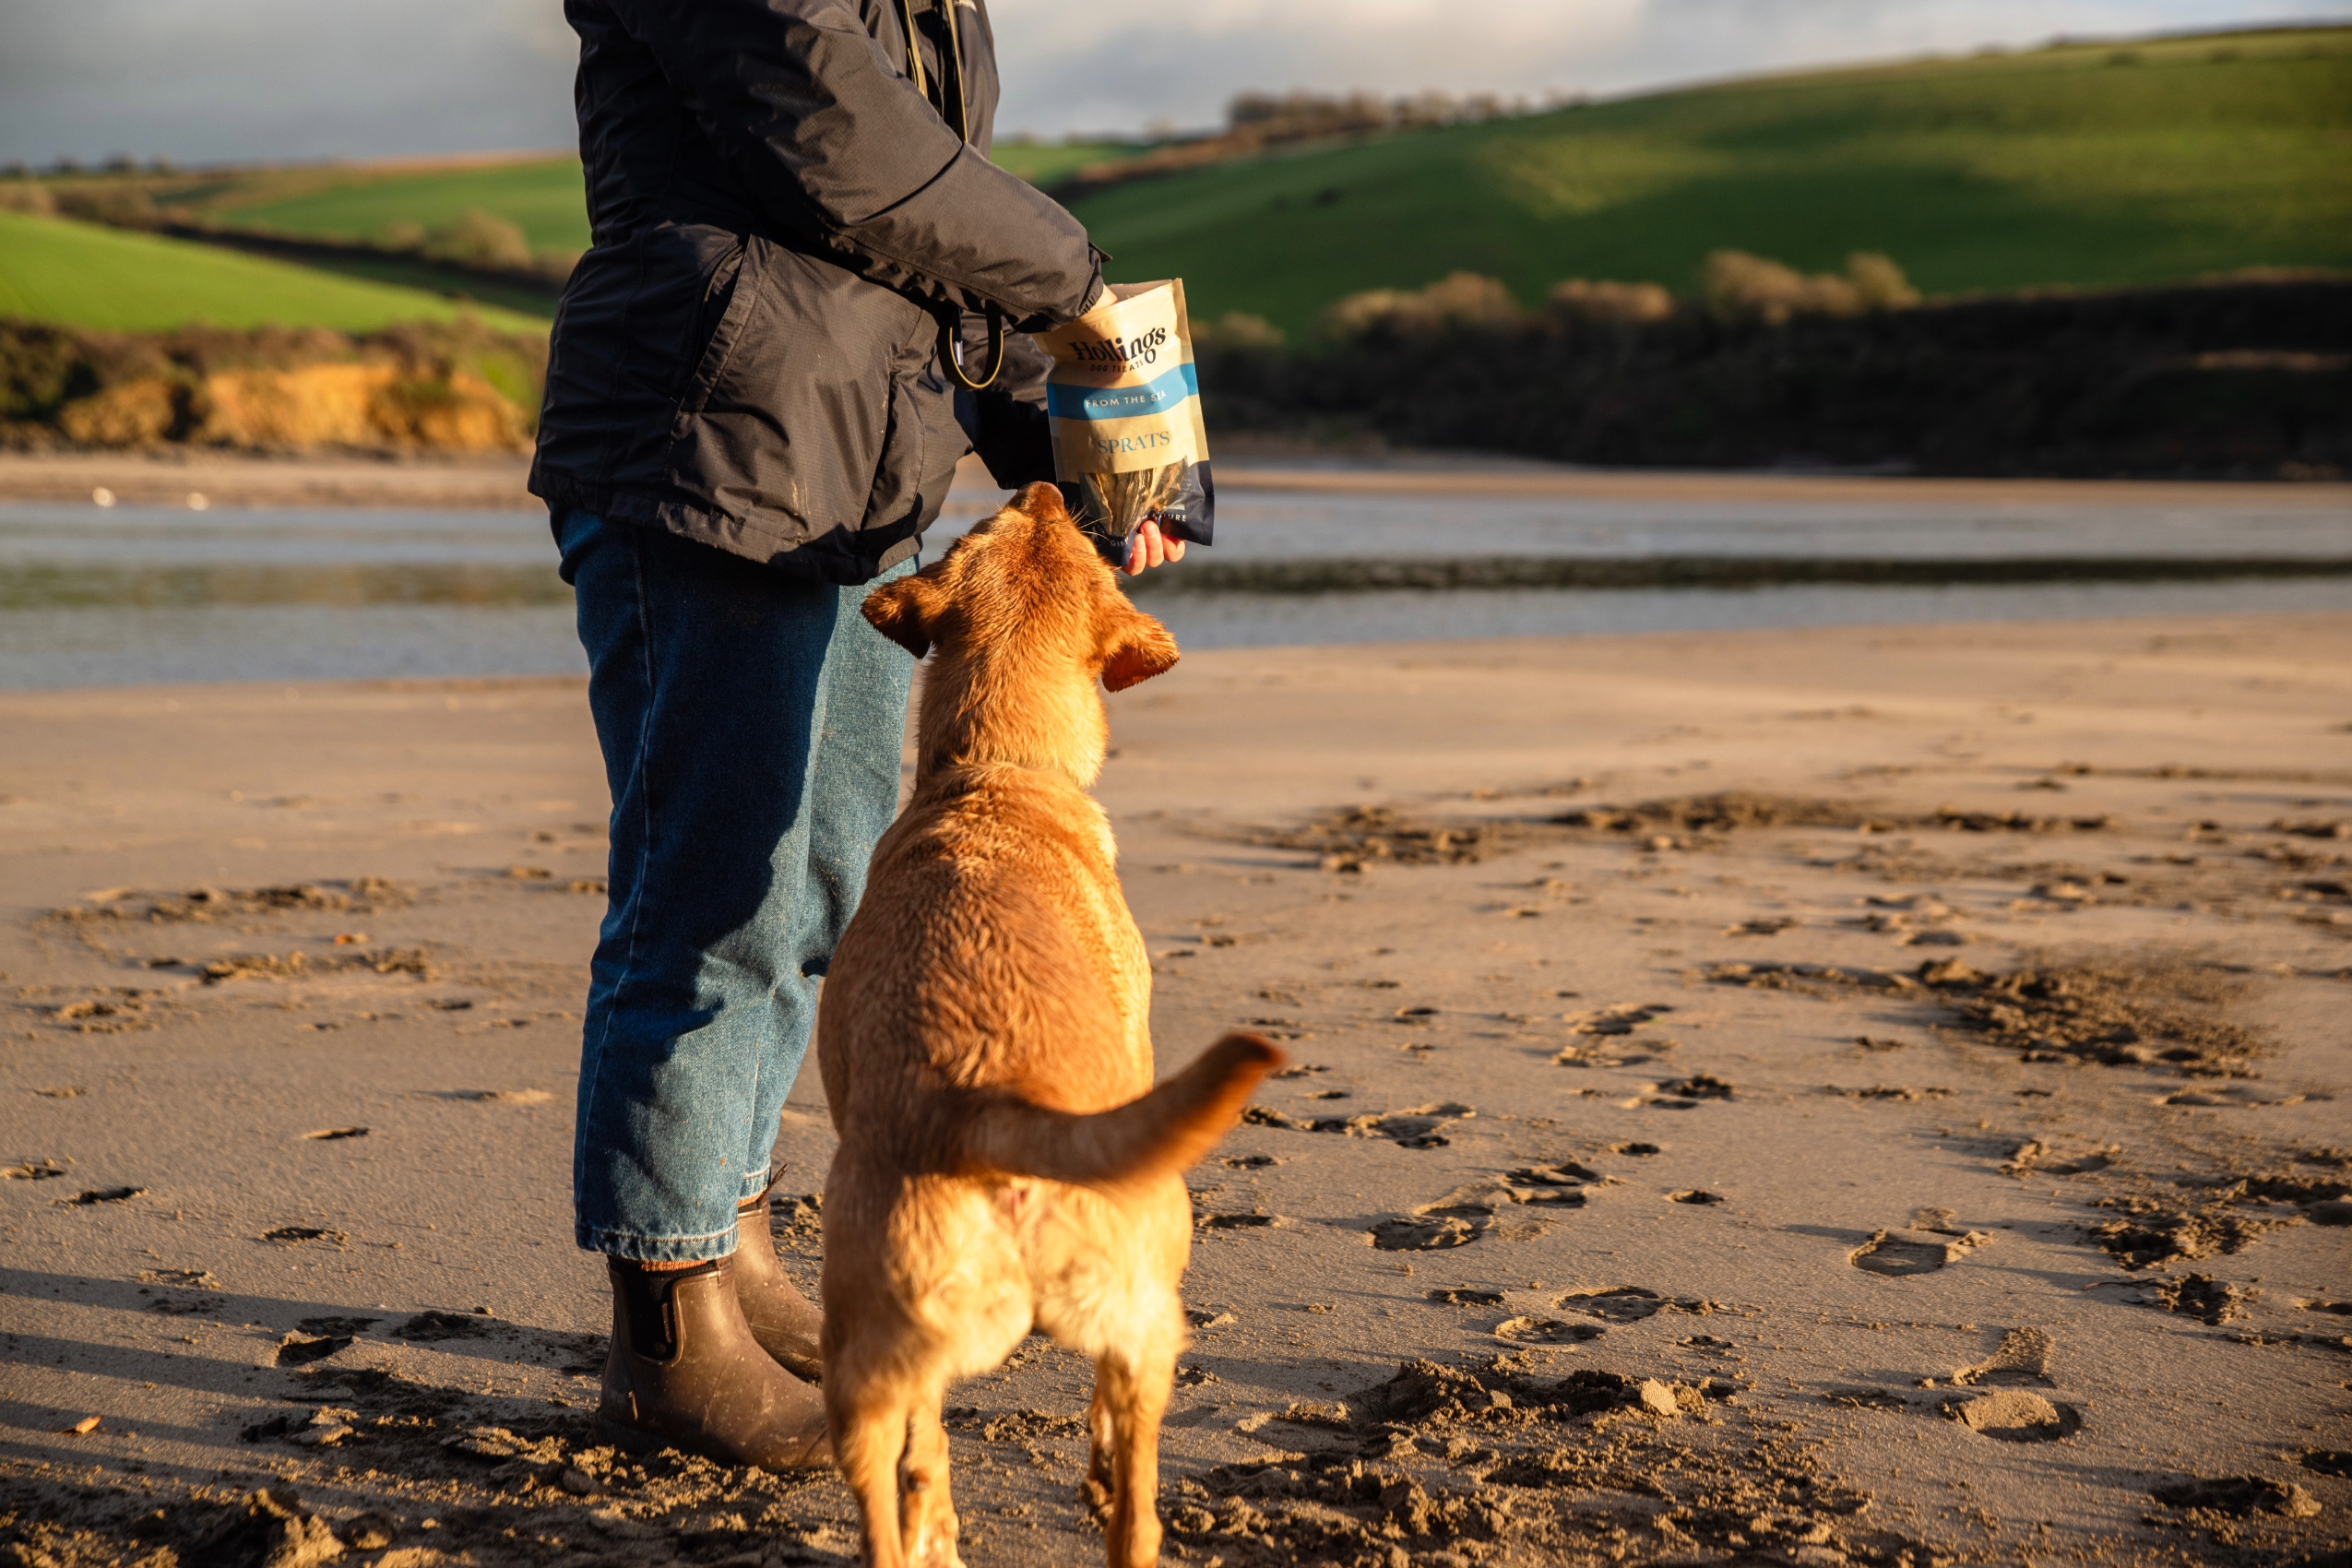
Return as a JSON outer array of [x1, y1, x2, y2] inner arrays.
[[528, 0, 1184, 1468]]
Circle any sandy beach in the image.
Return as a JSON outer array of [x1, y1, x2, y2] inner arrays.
[[4, 611, 2350, 1567]]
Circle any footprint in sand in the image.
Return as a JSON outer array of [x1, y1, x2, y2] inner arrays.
[[1552, 1003, 1677, 1067], [1427, 1289, 1508, 1307], [2000, 1138, 2120, 1176], [1621, 1074, 1735, 1110], [2151, 1476, 2320, 1517], [2157, 1085, 2307, 1109], [138, 1270, 226, 1315], [139, 1268, 218, 1289], [275, 1332, 355, 1367], [1369, 1173, 1596, 1250], [1822, 1085, 1950, 1102], [1848, 1208, 1993, 1276], [2152, 1275, 2253, 1324], [1371, 1214, 1479, 1250], [1494, 1316, 1603, 1346], [1243, 1100, 1471, 1149], [1946, 1388, 2080, 1442], [1828, 1327, 2079, 1441], [261, 1226, 349, 1247], [1950, 1327, 2054, 1386], [1555, 1286, 1719, 1323], [1511, 1160, 1604, 1188], [399, 1310, 500, 1341], [54, 1186, 145, 1206]]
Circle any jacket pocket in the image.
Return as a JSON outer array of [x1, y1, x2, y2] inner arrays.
[[674, 238, 753, 419], [862, 350, 967, 541], [664, 243, 923, 551]]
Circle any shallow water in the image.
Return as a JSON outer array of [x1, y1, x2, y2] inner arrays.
[[1, 484, 2344, 688]]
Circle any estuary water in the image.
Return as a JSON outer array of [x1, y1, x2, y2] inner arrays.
[[2, 480, 2346, 688]]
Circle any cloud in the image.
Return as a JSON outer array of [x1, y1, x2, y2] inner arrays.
[[0, 0, 2341, 163], [0, 0, 576, 163]]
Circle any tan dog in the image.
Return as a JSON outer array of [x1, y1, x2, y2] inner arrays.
[[816, 482, 1281, 1568]]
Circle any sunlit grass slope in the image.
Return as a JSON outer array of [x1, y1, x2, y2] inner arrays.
[[53, 26, 2346, 338], [989, 139, 1156, 187], [191, 145, 1143, 251], [0, 212, 550, 333], [1068, 28, 2352, 333], [213, 158, 592, 252]]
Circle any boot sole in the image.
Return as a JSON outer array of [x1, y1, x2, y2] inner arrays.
[[594, 1415, 665, 1456], [594, 1414, 833, 1471]]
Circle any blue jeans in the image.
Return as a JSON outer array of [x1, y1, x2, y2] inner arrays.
[[558, 511, 915, 1262]]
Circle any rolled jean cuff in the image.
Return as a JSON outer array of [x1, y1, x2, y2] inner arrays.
[[737, 1166, 774, 1204], [576, 1218, 742, 1265]]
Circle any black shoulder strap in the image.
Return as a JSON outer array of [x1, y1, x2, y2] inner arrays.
[[905, 0, 1002, 389]]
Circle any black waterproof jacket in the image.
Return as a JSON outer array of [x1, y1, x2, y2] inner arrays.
[[529, 0, 1100, 582]]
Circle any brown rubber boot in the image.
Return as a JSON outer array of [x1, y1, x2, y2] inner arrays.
[[597, 1254, 830, 1469], [732, 1192, 825, 1382]]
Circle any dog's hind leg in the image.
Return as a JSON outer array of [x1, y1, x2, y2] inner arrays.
[[898, 1396, 965, 1568], [1088, 1345, 1174, 1568], [1084, 1378, 1115, 1503]]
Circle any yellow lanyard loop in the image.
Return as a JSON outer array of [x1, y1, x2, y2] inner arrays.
[[938, 307, 1007, 392]]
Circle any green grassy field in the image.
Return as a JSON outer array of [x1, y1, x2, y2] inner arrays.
[[172, 143, 1143, 254], [989, 138, 1156, 187], [0, 211, 550, 333], [214, 158, 591, 251], [14, 26, 2346, 339], [1070, 27, 2352, 332]]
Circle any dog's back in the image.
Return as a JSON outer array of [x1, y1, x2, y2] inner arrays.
[[822, 761, 1147, 1148], [814, 486, 1277, 1568]]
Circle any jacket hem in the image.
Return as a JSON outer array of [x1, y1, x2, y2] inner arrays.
[[530, 469, 908, 586]]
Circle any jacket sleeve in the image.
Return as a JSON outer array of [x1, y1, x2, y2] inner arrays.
[[605, 0, 1099, 330]]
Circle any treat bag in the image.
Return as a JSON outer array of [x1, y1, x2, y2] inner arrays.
[[1035, 279, 1215, 558]]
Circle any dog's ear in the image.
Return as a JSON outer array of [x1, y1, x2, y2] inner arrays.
[[1100, 604, 1180, 692], [1011, 480, 1070, 525], [862, 569, 949, 659]]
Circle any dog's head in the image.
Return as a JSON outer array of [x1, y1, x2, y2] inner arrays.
[[863, 481, 1179, 784]]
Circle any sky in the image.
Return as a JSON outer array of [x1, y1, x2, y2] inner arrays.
[[1, 0, 2346, 166]]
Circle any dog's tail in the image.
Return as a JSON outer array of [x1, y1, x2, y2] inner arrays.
[[957, 1032, 1285, 1187]]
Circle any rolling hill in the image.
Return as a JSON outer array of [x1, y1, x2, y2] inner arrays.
[[14, 26, 2346, 339], [141, 140, 1152, 258], [215, 157, 589, 252], [1069, 27, 2352, 332], [0, 211, 550, 334]]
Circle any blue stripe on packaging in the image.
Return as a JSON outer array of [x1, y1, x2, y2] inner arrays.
[[1045, 362, 1201, 422]]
